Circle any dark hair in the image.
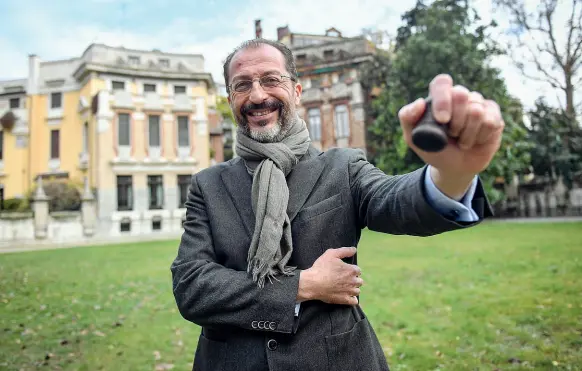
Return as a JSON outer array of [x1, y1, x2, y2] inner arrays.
[[222, 38, 298, 94]]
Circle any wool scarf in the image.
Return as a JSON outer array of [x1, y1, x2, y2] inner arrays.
[[235, 117, 311, 288]]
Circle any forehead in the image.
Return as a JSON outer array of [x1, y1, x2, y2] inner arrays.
[[229, 44, 287, 80]]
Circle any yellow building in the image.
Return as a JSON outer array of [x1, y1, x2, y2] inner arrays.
[[0, 78, 29, 201], [2, 43, 215, 235]]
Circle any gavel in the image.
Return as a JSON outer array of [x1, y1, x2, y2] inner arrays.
[[411, 97, 449, 152]]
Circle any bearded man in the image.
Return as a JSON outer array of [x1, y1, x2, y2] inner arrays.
[[171, 38, 501, 371]]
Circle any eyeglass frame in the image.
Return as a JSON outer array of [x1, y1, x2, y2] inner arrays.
[[228, 74, 297, 94]]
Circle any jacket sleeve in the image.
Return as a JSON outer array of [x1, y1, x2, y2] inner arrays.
[[348, 149, 493, 236], [170, 173, 300, 334]]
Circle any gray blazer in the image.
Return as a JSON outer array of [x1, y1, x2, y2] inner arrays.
[[171, 145, 492, 371]]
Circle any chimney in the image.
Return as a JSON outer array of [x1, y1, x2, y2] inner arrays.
[[28, 54, 40, 95], [255, 19, 262, 39], [277, 26, 290, 41]]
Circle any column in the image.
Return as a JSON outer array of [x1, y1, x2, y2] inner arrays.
[[32, 177, 50, 239], [81, 177, 96, 237]]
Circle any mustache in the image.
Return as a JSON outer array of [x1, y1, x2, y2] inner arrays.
[[240, 100, 283, 116]]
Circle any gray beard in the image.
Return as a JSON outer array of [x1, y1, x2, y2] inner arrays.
[[237, 105, 296, 143]]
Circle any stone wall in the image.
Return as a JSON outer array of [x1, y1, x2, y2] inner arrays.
[[493, 176, 582, 218], [0, 176, 188, 247]]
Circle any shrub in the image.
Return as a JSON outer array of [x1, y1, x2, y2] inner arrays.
[[29, 180, 82, 212], [1, 198, 31, 212]]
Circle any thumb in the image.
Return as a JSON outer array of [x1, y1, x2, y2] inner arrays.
[[398, 98, 426, 134], [327, 246, 357, 259]]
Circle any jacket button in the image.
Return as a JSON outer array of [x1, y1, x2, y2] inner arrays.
[[267, 339, 278, 351]]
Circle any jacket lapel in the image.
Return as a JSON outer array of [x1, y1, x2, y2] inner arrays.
[[220, 145, 325, 239], [220, 158, 256, 239], [286, 145, 325, 222]]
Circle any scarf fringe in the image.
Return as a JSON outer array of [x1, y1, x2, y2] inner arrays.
[[247, 257, 296, 288]]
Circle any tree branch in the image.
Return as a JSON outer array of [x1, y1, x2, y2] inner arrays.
[[523, 42, 566, 89], [544, 0, 566, 70], [570, 1, 582, 60], [566, 0, 578, 60]]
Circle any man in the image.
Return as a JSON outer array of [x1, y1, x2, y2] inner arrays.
[[171, 38, 501, 371]]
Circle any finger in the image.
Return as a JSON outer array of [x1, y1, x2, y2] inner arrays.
[[398, 97, 425, 133], [354, 277, 364, 287], [449, 85, 470, 138], [476, 100, 503, 145], [429, 74, 454, 123], [351, 265, 362, 277], [346, 296, 359, 306], [458, 92, 485, 150], [350, 287, 361, 296], [327, 246, 357, 259]]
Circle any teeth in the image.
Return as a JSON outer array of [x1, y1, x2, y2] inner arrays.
[[250, 110, 271, 117]]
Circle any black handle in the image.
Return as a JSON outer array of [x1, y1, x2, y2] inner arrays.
[[411, 97, 449, 152]]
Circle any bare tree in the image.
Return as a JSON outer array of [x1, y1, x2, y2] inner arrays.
[[494, 0, 581, 123]]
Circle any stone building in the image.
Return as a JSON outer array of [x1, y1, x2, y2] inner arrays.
[[0, 43, 217, 241], [275, 24, 377, 153]]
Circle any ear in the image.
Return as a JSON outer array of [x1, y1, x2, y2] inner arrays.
[[294, 81, 302, 106], [227, 94, 232, 105]]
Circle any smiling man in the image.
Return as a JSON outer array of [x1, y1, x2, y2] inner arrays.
[[171, 38, 502, 371]]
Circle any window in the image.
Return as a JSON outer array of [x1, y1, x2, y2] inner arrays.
[[9, 98, 19, 109], [117, 176, 133, 211], [112, 81, 125, 91], [50, 92, 62, 109], [0, 131, 3, 160], [177, 116, 189, 147], [307, 108, 322, 141], [334, 104, 350, 139], [128, 56, 140, 65], [177, 175, 190, 207], [174, 85, 186, 94], [152, 216, 162, 231], [50, 129, 60, 159], [159, 59, 169, 68], [82, 122, 89, 153], [310, 77, 322, 89], [120, 218, 131, 232], [148, 115, 161, 147], [144, 83, 156, 93], [117, 113, 130, 146], [148, 175, 164, 209], [323, 49, 334, 60]]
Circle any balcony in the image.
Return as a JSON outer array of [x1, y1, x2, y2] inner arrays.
[[112, 90, 134, 109], [173, 94, 193, 112], [301, 88, 323, 103]]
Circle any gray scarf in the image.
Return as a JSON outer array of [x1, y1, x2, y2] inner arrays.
[[235, 117, 311, 288]]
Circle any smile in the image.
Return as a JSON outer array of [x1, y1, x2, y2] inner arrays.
[[248, 107, 278, 117]]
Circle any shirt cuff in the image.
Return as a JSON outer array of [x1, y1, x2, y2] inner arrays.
[[424, 165, 480, 222]]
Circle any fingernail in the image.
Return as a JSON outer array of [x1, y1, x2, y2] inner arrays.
[[435, 110, 449, 123]]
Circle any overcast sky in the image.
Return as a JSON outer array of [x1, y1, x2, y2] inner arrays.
[[0, 0, 570, 112]]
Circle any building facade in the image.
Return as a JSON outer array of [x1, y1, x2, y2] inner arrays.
[[276, 25, 376, 153], [0, 43, 216, 238], [0, 79, 30, 201]]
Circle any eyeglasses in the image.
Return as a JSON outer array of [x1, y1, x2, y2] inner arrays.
[[229, 75, 296, 93]]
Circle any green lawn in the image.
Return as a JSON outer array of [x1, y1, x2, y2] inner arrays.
[[1, 222, 581, 371]]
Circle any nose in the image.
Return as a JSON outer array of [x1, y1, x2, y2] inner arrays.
[[248, 80, 268, 104]]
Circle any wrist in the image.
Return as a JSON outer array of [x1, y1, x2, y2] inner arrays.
[[430, 166, 476, 201], [297, 269, 316, 302]]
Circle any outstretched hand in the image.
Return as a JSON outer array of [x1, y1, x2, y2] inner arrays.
[[399, 74, 505, 197]]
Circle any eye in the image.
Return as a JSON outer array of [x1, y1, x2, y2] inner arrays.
[[262, 76, 280, 86], [233, 81, 252, 92]]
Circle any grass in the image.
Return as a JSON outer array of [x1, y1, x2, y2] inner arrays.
[[0, 221, 581, 371]]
